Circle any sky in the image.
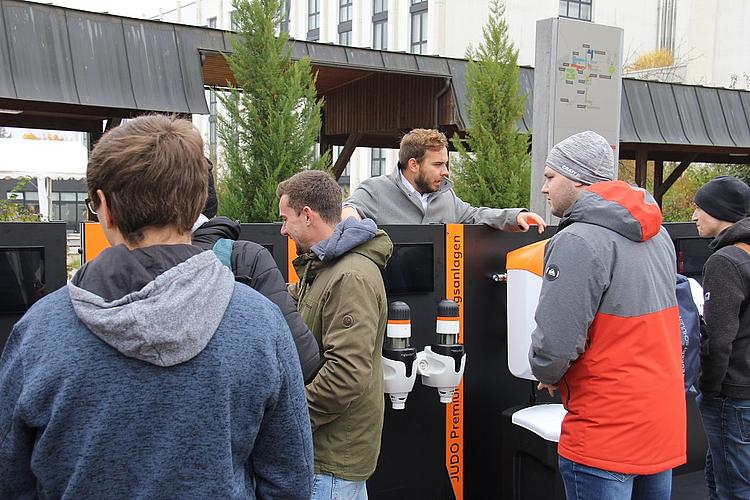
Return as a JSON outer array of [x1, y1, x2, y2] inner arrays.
[[25, 0, 178, 20]]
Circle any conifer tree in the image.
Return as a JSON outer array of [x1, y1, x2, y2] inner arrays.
[[217, 0, 328, 221], [451, 0, 530, 208]]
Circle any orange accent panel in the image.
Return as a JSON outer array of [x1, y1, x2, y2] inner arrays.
[[387, 319, 410, 325], [436, 316, 459, 322], [445, 224, 463, 500], [287, 237, 299, 284], [506, 239, 549, 277], [81, 222, 110, 263]]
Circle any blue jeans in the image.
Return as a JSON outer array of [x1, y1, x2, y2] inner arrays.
[[311, 473, 368, 500], [558, 456, 672, 500], [697, 394, 750, 500]]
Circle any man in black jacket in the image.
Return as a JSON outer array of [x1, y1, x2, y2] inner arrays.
[[192, 166, 321, 382], [692, 175, 750, 499]]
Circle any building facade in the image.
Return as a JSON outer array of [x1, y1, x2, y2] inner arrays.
[[147, 0, 750, 191]]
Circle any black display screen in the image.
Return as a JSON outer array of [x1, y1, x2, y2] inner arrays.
[[676, 237, 712, 281], [382, 243, 434, 294], [0, 247, 46, 314]]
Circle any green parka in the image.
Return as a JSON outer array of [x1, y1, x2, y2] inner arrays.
[[289, 221, 392, 481]]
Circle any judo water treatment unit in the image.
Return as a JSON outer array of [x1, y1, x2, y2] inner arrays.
[[69, 222, 710, 498], [382, 300, 467, 409]]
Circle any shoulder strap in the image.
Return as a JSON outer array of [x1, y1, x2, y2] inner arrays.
[[212, 238, 234, 269], [734, 242, 750, 255]]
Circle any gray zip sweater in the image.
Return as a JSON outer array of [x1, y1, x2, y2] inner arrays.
[[344, 168, 525, 229], [700, 217, 750, 398]]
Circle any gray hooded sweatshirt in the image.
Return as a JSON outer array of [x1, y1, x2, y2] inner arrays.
[[0, 243, 313, 499]]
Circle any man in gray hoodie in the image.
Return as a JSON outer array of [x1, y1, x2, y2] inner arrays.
[[692, 175, 750, 499], [0, 115, 313, 499]]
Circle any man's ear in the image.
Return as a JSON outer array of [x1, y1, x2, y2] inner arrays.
[[407, 157, 420, 173], [96, 189, 115, 228], [302, 206, 314, 225]]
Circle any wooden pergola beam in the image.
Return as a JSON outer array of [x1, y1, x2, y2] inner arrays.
[[332, 132, 363, 180], [655, 156, 697, 201], [635, 149, 648, 188]]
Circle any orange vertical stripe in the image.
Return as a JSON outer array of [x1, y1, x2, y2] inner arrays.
[[287, 237, 299, 284], [445, 224, 464, 500], [81, 222, 110, 263]]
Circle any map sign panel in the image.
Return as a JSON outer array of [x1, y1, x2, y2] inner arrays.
[[553, 18, 623, 152]]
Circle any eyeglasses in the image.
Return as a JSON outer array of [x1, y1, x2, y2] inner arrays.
[[85, 197, 98, 216]]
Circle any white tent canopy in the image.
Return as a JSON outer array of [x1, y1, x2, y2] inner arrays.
[[0, 139, 88, 220]]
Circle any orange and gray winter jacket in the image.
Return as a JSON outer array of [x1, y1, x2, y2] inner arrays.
[[529, 180, 686, 475]]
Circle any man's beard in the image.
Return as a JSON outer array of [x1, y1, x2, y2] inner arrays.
[[415, 171, 438, 194]]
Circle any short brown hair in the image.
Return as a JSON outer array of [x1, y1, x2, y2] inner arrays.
[[276, 170, 342, 225], [87, 115, 208, 245], [398, 128, 449, 169]]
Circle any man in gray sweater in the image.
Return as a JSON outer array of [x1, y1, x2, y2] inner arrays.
[[692, 175, 750, 499], [342, 128, 545, 232]]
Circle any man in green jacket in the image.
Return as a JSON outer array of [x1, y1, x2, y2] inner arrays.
[[277, 170, 393, 500]]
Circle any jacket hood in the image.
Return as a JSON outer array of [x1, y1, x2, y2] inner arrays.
[[69, 244, 235, 367], [192, 216, 240, 250], [296, 221, 392, 273], [710, 217, 750, 251], [559, 181, 663, 242], [312, 218, 382, 263]]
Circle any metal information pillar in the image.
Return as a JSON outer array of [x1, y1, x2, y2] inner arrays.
[[530, 17, 624, 222]]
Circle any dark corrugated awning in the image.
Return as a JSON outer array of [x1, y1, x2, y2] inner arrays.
[[619, 78, 750, 148], [0, 0, 225, 117]]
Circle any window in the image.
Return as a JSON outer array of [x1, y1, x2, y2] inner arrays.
[[339, 0, 352, 22], [371, 148, 386, 177], [410, 1, 428, 54], [229, 10, 239, 30], [559, 0, 592, 21], [338, 0, 353, 46], [339, 30, 352, 46], [7, 190, 39, 216], [23, 190, 89, 230], [308, 0, 320, 41], [372, 0, 388, 50], [281, 0, 290, 34], [657, 0, 676, 53], [205, 16, 217, 28]]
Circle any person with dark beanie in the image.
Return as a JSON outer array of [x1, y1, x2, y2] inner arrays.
[[692, 175, 750, 499], [192, 162, 322, 383]]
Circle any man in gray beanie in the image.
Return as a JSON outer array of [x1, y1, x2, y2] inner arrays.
[[692, 175, 750, 499], [531, 131, 686, 499], [545, 130, 615, 186]]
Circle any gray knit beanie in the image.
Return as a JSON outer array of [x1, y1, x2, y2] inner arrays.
[[546, 131, 615, 185]]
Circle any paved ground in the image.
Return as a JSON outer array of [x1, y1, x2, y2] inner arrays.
[[673, 470, 709, 500]]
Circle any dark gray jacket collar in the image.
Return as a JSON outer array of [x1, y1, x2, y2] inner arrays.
[[711, 217, 750, 251]]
